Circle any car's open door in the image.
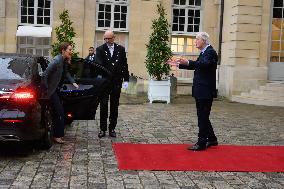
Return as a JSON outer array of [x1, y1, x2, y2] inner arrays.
[[60, 58, 112, 122]]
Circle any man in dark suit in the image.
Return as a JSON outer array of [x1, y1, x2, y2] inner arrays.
[[83, 47, 96, 77], [168, 32, 218, 151], [96, 30, 129, 138]]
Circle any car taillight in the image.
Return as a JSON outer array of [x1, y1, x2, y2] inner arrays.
[[0, 94, 11, 99], [67, 113, 73, 118], [10, 88, 36, 102], [0, 92, 13, 101], [3, 119, 24, 123], [12, 91, 34, 99], [0, 88, 36, 104]]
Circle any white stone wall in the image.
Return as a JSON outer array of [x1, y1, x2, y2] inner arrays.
[[1, 0, 17, 52], [0, 0, 273, 99], [218, 0, 271, 98]]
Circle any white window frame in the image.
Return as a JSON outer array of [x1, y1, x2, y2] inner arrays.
[[171, 0, 202, 35], [171, 35, 199, 56], [18, 0, 52, 26], [170, 0, 202, 81], [270, 1, 284, 63], [171, 0, 202, 56], [96, 0, 129, 32], [170, 35, 198, 81], [18, 36, 51, 58]]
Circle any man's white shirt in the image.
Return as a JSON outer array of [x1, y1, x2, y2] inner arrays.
[[201, 44, 210, 54], [108, 45, 114, 57]]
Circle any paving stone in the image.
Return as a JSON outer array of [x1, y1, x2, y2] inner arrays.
[[0, 95, 283, 188], [124, 183, 144, 189]]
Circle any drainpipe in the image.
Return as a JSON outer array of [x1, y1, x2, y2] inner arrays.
[[217, 0, 224, 94], [82, 0, 86, 57], [218, 0, 224, 65]]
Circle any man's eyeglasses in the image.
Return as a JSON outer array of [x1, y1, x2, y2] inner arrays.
[[104, 37, 113, 40]]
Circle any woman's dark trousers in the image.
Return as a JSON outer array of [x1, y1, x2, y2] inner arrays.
[[50, 91, 65, 138]]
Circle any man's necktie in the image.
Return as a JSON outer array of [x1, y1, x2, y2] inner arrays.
[[108, 46, 113, 57]]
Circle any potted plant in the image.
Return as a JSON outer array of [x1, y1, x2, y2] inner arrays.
[[145, 2, 172, 103]]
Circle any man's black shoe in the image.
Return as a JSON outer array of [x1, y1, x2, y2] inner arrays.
[[109, 130, 116, 138], [98, 131, 106, 138], [206, 141, 218, 148], [187, 143, 206, 151]]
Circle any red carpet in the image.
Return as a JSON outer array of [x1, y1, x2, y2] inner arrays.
[[113, 143, 284, 172]]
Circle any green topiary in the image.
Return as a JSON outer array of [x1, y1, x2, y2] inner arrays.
[[145, 3, 172, 81], [51, 9, 78, 58], [51, 9, 80, 76]]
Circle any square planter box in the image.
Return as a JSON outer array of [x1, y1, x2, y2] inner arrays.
[[148, 79, 171, 103]]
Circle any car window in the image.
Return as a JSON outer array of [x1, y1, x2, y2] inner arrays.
[[36, 56, 48, 76], [0, 54, 47, 80], [0, 58, 24, 80]]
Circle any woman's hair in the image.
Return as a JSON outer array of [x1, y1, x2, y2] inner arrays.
[[196, 32, 210, 44], [59, 42, 72, 53]]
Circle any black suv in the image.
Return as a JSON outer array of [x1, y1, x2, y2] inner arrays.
[[0, 53, 110, 149]]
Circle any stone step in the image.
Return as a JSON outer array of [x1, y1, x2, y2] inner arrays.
[[232, 82, 284, 107], [266, 82, 284, 87], [232, 95, 284, 107], [240, 92, 284, 101], [248, 89, 284, 97], [259, 85, 284, 92]]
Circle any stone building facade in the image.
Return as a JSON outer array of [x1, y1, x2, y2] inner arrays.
[[0, 0, 283, 106]]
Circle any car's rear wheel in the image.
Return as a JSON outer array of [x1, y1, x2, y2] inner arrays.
[[40, 105, 54, 149]]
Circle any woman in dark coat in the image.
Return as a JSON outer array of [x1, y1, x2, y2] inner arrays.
[[42, 42, 79, 144]]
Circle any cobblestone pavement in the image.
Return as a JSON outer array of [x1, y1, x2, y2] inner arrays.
[[0, 94, 284, 189]]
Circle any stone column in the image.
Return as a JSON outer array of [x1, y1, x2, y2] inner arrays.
[[82, 0, 96, 58], [1, 0, 17, 52], [219, 0, 270, 98], [65, 0, 85, 57], [0, 0, 5, 52]]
